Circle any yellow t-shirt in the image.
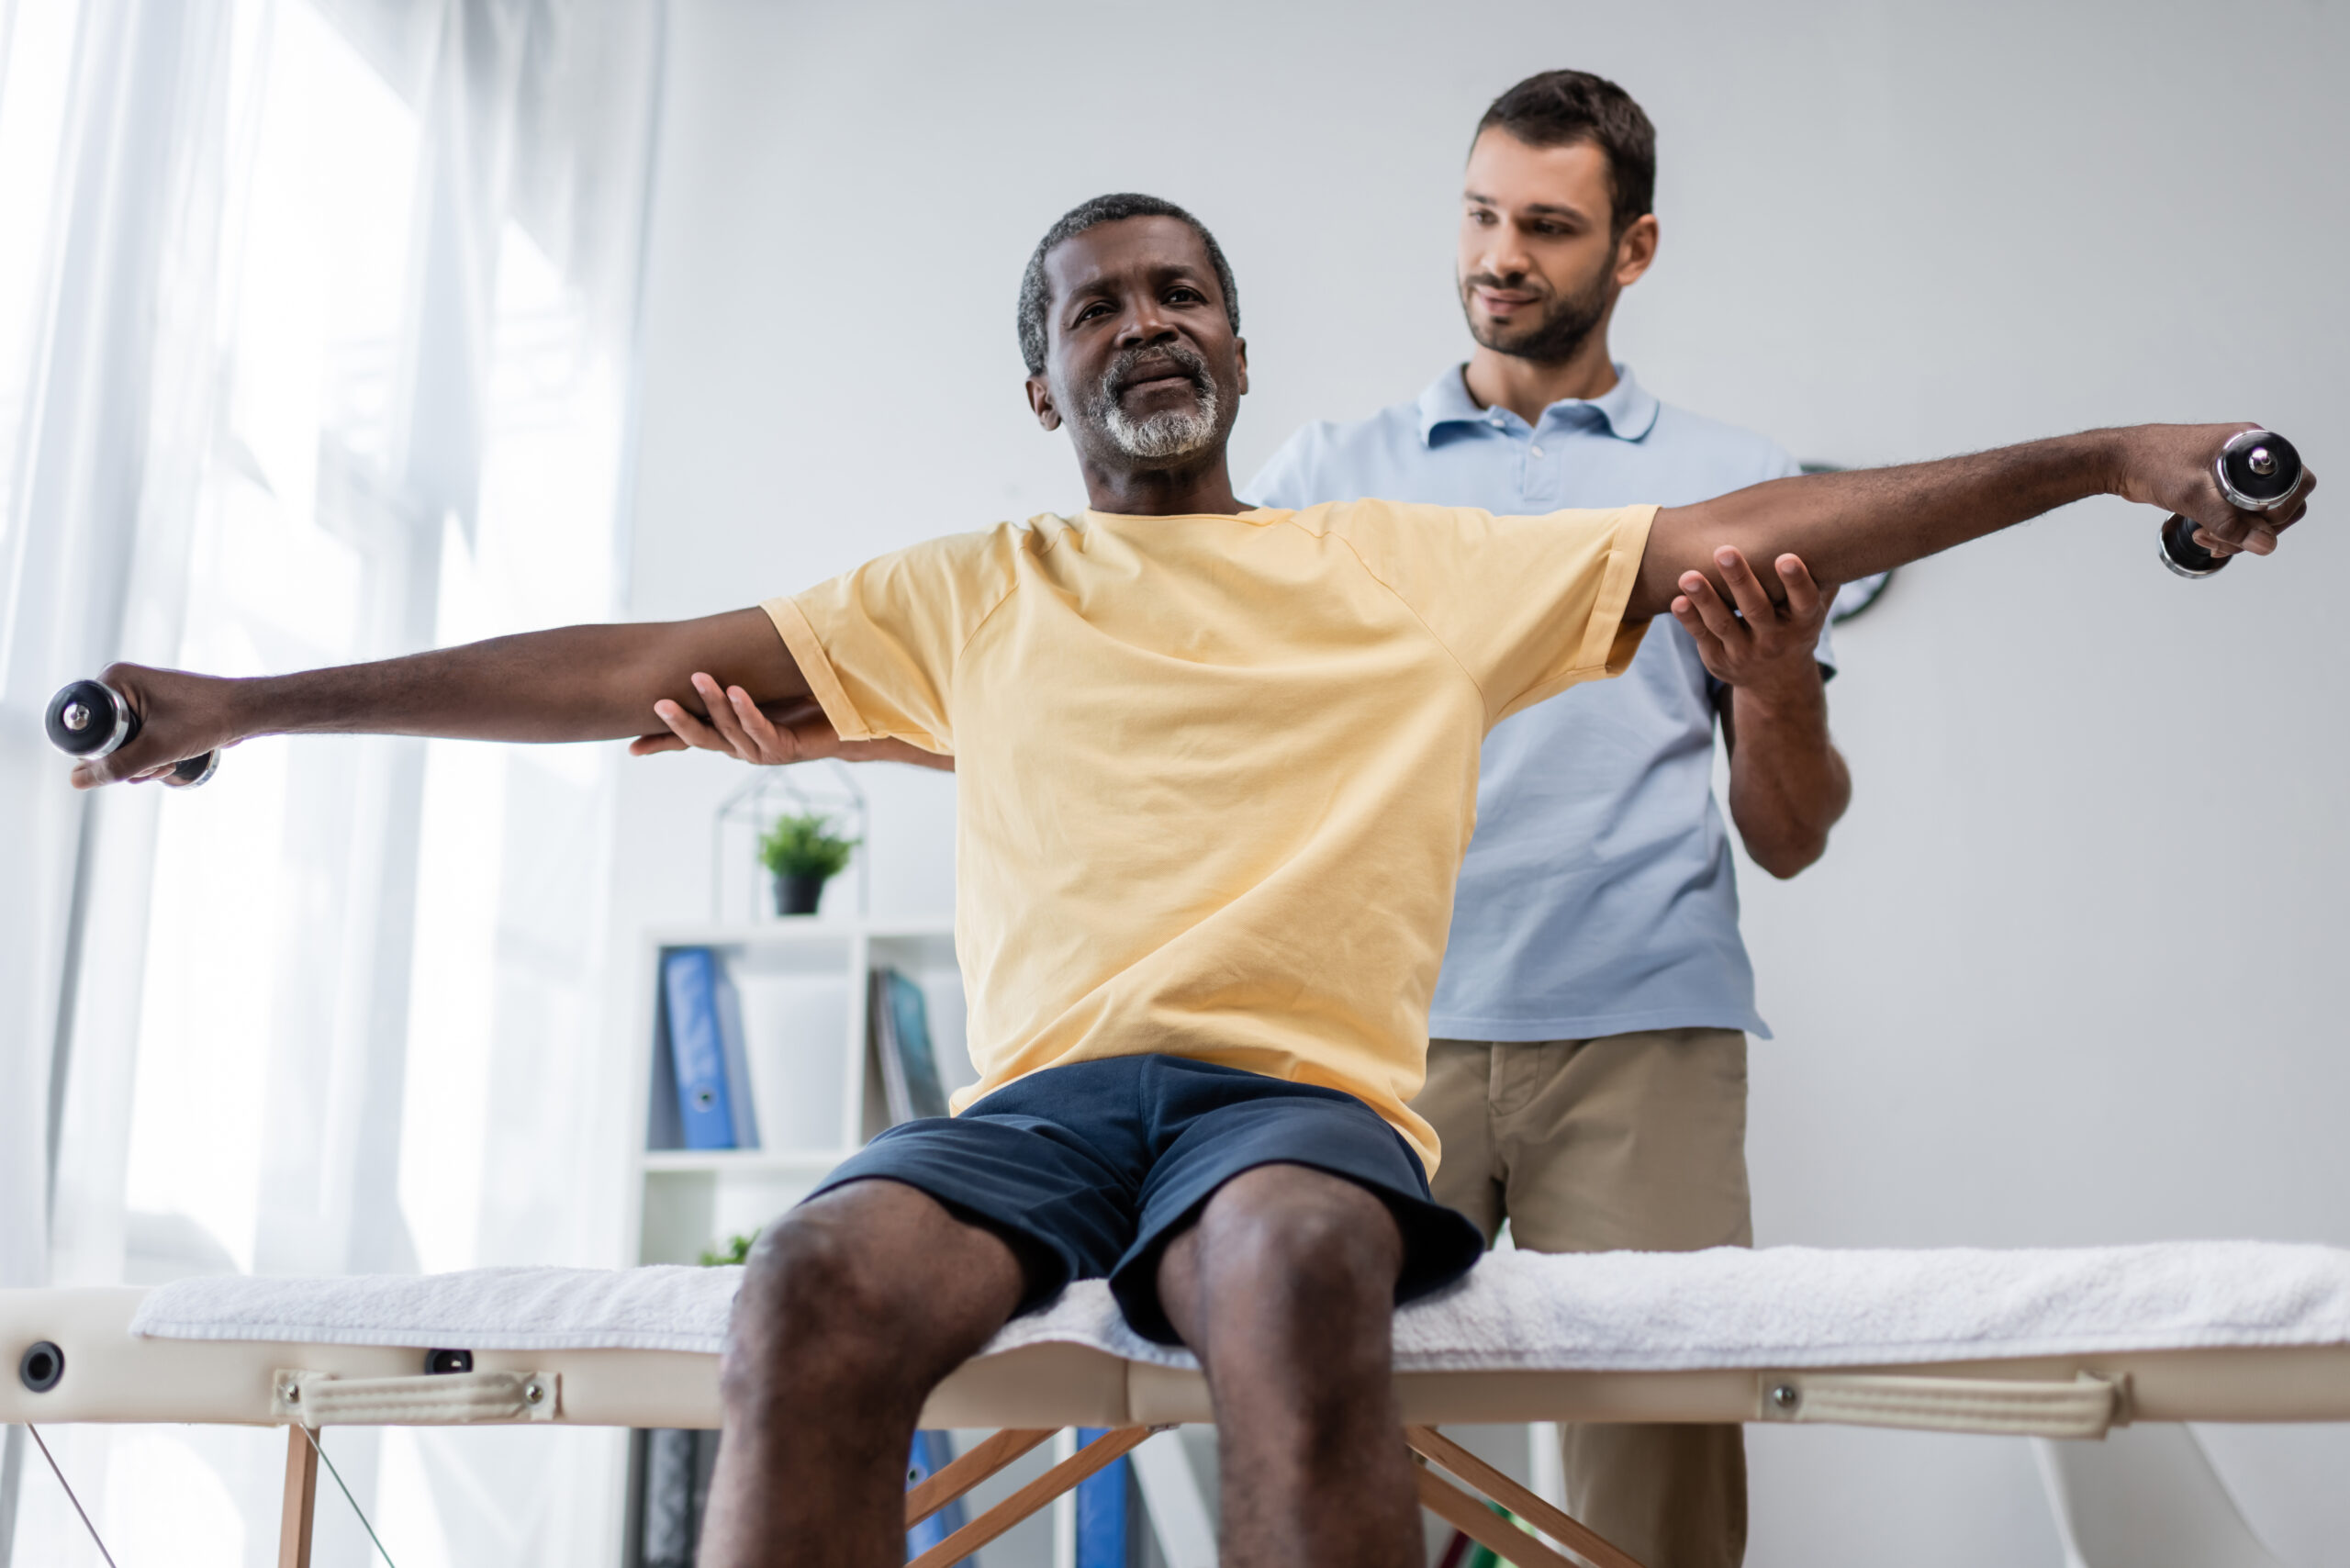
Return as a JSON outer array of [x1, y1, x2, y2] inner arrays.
[[764, 500, 1654, 1174]]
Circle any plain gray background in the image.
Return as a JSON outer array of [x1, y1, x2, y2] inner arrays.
[[608, 3, 2350, 1562]]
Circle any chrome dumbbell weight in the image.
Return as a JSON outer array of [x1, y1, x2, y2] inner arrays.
[[43, 678, 218, 787], [2160, 429, 2304, 578]]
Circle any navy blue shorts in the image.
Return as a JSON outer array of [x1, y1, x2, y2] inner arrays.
[[807, 1054, 1484, 1345]]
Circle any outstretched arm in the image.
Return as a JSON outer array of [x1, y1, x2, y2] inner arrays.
[[71, 608, 802, 788], [1628, 424, 2316, 622]]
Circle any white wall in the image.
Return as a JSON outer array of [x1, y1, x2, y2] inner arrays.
[[617, 3, 2350, 1563]]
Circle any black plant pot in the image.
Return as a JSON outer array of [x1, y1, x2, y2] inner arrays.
[[774, 871, 828, 916]]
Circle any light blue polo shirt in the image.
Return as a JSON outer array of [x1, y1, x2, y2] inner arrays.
[[1244, 365, 1830, 1042]]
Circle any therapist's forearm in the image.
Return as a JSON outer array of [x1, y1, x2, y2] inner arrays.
[[1723, 664, 1849, 879]]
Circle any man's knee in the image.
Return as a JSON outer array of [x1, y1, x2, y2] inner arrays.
[[1195, 1166, 1404, 1318], [722, 1192, 946, 1407]]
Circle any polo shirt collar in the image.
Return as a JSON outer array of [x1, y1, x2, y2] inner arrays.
[[1416, 363, 1661, 444]]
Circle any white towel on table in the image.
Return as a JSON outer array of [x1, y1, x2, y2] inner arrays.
[[133, 1264, 741, 1355], [132, 1240, 2350, 1373]]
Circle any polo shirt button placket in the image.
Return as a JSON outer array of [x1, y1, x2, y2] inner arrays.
[[1523, 425, 1561, 508]]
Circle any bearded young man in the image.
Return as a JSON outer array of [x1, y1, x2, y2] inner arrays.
[[1242, 71, 1842, 1566], [74, 193, 2308, 1568]]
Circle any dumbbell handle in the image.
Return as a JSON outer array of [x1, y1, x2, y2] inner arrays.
[[2160, 429, 2302, 579], [44, 678, 218, 787]]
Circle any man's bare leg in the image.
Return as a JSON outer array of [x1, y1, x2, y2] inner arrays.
[[1157, 1163, 1418, 1568], [698, 1180, 1029, 1567]]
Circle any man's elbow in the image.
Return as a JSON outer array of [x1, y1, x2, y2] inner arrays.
[[1741, 782, 1852, 879], [1749, 832, 1831, 880]]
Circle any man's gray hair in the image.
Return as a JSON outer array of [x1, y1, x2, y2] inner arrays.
[[1015, 193, 1240, 376]]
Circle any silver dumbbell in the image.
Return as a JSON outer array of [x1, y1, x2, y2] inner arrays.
[[2160, 430, 2303, 578], [44, 678, 218, 787]]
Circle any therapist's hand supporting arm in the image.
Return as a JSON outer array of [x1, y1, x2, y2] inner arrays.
[[629, 675, 955, 771], [1676, 547, 1851, 879], [1628, 424, 2316, 622], [71, 608, 804, 788]]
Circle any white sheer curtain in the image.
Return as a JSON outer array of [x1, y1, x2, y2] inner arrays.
[[1, 2, 662, 1563], [0, 1, 244, 1548]]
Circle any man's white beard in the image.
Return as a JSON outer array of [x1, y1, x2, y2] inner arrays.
[[1101, 381, 1221, 460]]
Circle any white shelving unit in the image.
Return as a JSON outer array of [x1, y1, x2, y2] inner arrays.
[[624, 917, 966, 1267]]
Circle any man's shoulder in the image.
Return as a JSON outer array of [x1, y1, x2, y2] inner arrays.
[[826, 519, 1048, 605], [920, 513, 1085, 554], [1280, 495, 1485, 538]]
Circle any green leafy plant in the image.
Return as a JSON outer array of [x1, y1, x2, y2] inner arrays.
[[699, 1228, 759, 1267], [757, 812, 859, 879]]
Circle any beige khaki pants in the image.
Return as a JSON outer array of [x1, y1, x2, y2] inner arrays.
[[1414, 1028, 1752, 1568]]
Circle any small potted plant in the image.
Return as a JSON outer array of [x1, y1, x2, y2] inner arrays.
[[758, 811, 858, 916]]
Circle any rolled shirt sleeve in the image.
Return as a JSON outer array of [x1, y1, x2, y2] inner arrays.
[[761, 525, 1022, 754]]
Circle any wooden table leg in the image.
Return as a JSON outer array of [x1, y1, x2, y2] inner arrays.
[[906, 1426, 1152, 1568], [1406, 1425, 1645, 1568], [906, 1428, 1057, 1529], [1415, 1464, 1578, 1568], [277, 1427, 319, 1568]]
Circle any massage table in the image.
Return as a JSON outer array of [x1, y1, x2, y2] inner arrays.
[[9, 1241, 2350, 1568]]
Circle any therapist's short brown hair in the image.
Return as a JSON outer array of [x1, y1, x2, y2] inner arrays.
[[1475, 71, 1657, 237]]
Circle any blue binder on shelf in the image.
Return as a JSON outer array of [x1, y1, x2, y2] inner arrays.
[[712, 958, 759, 1150], [1075, 1428, 1131, 1568], [873, 969, 952, 1125], [663, 947, 753, 1150]]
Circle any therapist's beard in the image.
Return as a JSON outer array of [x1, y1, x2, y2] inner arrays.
[[1079, 344, 1224, 461], [1463, 264, 1615, 364]]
